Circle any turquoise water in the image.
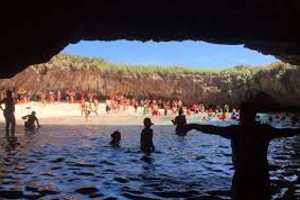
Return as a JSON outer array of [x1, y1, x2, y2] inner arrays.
[[0, 124, 299, 199]]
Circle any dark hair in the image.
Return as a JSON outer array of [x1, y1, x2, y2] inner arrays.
[[6, 90, 12, 97], [178, 108, 183, 115], [239, 102, 258, 114], [143, 117, 154, 126], [239, 101, 259, 123], [111, 131, 121, 141]]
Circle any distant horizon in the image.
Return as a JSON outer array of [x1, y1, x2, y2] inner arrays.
[[62, 40, 278, 69]]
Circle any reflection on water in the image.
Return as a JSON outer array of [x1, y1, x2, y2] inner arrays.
[[0, 124, 299, 199]]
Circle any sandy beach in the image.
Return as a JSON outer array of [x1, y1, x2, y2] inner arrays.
[[1, 101, 293, 130], [0, 101, 195, 126]]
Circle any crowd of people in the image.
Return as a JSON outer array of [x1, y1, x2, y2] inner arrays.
[[2, 87, 300, 128], [110, 103, 300, 200], [1, 87, 300, 200], [0, 87, 244, 119]]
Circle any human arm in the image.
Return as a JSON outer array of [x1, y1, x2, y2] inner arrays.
[[171, 116, 177, 125], [0, 98, 4, 111], [183, 116, 187, 125], [185, 123, 234, 139], [35, 117, 41, 128], [270, 126, 300, 138], [22, 115, 30, 120], [140, 130, 143, 147], [150, 130, 155, 151]]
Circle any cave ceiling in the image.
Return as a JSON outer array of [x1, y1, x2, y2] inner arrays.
[[1, 1, 300, 78]]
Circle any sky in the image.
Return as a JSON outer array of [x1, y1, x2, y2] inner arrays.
[[62, 40, 278, 69]]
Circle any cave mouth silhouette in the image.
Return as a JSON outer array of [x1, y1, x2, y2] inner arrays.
[[2, 2, 300, 79]]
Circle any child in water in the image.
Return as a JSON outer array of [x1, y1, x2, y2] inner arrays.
[[109, 130, 121, 146], [140, 117, 155, 154], [22, 111, 40, 129]]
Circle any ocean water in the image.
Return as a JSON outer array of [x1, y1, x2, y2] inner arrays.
[[0, 123, 300, 199]]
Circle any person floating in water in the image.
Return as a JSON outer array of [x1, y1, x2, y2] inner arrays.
[[22, 111, 41, 130], [171, 108, 187, 136], [109, 130, 121, 146], [185, 102, 300, 200], [0, 90, 16, 137], [140, 117, 155, 154]]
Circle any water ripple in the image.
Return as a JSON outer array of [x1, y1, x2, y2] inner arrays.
[[0, 124, 299, 199]]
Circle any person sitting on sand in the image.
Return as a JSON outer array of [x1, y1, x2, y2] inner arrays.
[[109, 131, 121, 146], [185, 101, 300, 200], [140, 117, 155, 154], [171, 108, 187, 136], [22, 111, 40, 129]]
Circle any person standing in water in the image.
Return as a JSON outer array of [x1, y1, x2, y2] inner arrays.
[[22, 111, 41, 130], [0, 90, 16, 138], [140, 117, 155, 154], [185, 102, 300, 200], [172, 108, 187, 136]]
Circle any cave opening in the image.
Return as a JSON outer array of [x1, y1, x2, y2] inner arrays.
[[53, 39, 293, 111], [62, 39, 278, 69], [3, 39, 299, 111]]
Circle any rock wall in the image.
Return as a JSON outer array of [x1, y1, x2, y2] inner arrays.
[[1, 63, 300, 110]]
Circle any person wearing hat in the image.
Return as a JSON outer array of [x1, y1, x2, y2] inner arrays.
[[140, 117, 155, 154], [109, 130, 121, 146], [22, 111, 40, 130]]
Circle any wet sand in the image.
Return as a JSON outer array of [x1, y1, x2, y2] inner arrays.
[[0, 102, 299, 199]]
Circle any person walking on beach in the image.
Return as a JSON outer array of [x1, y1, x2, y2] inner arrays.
[[22, 111, 41, 130], [0, 90, 16, 137], [172, 108, 187, 136], [185, 102, 300, 200], [82, 98, 91, 122], [140, 117, 155, 154]]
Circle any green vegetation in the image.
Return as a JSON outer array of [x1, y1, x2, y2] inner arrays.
[[1, 53, 298, 109], [50, 53, 222, 74], [50, 53, 300, 79]]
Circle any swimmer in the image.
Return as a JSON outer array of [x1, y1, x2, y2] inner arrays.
[[171, 108, 187, 136], [109, 131, 121, 146], [140, 117, 155, 154]]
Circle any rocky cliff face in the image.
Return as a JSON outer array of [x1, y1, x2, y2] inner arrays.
[[1, 62, 300, 110]]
